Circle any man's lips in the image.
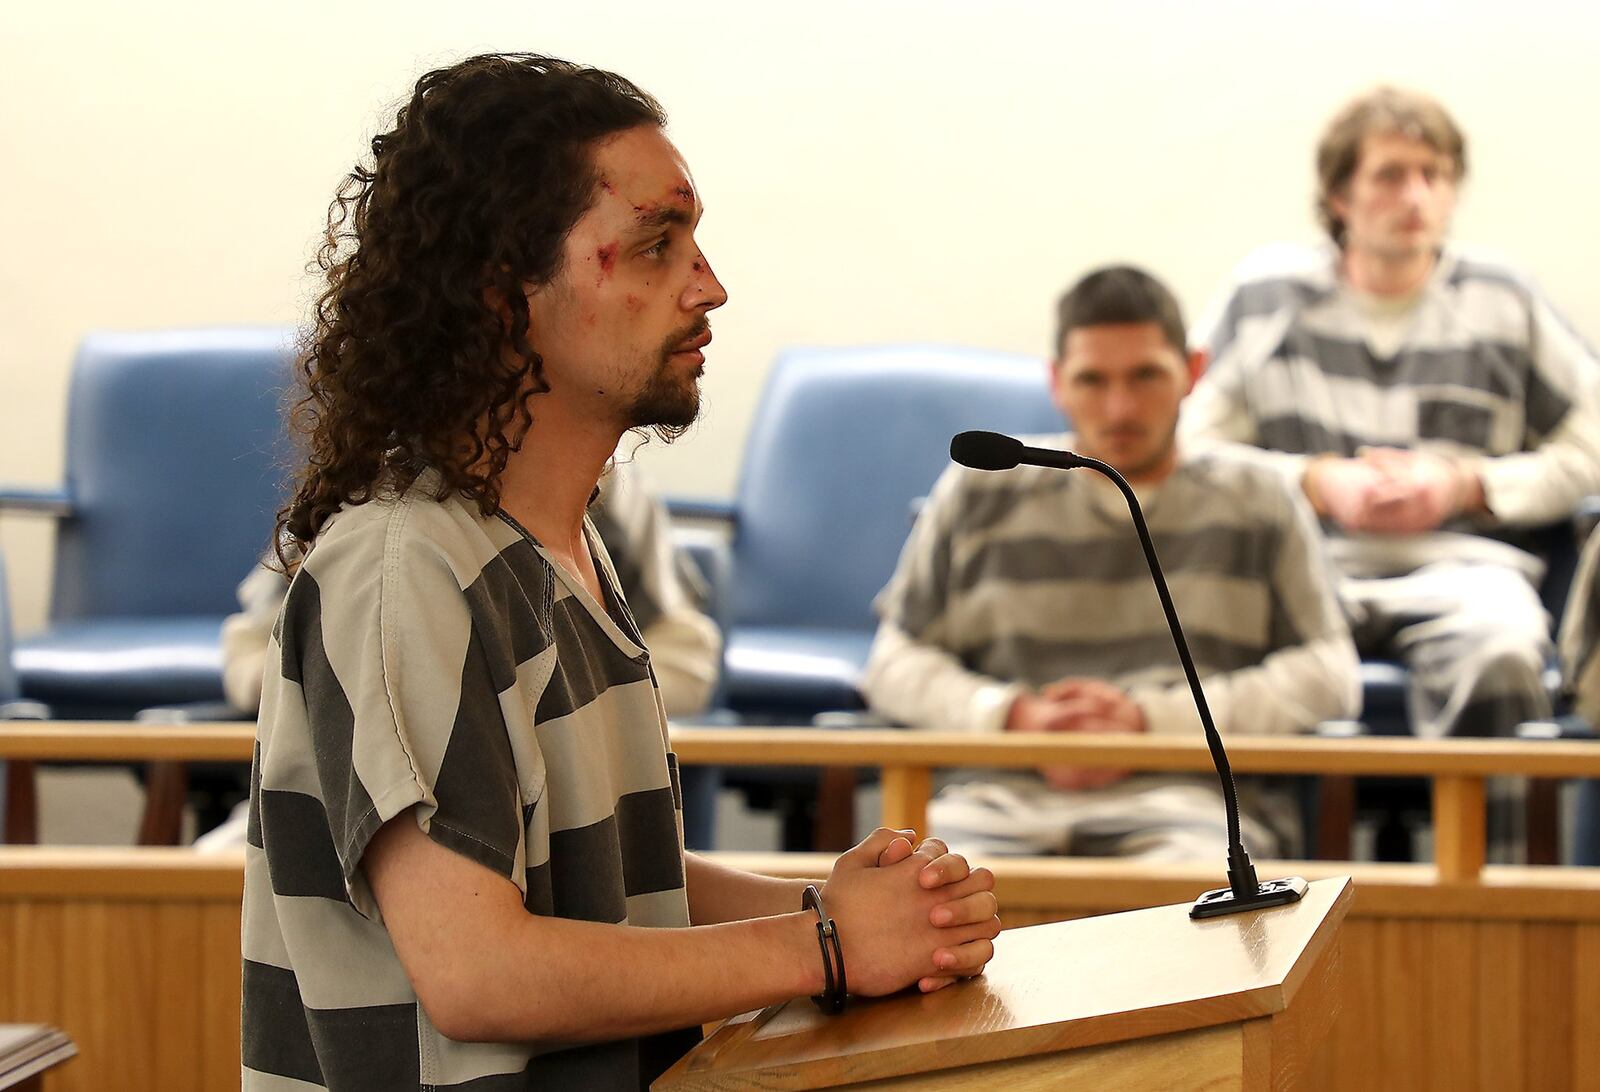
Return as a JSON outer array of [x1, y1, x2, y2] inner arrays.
[[672, 329, 712, 353]]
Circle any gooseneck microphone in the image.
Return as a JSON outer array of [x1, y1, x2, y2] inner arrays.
[[949, 430, 1307, 918]]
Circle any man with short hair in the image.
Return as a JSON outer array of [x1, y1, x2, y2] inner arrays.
[[861, 266, 1359, 860], [243, 54, 999, 1091], [1181, 86, 1600, 756]]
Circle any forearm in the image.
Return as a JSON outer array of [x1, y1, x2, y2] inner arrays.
[[463, 910, 823, 1045], [1475, 415, 1600, 525], [859, 623, 1022, 734], [1131, 635, 1360, 737], [685, 851, 817, 925]]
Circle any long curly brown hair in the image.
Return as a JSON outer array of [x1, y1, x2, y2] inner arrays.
[[276, 53, 665, 569]]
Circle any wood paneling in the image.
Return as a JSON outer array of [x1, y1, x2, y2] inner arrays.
[[6, 849, 1600, 1089], [0, 854, 241, 1092]]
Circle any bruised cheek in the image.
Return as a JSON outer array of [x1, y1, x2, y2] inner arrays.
[[594, 243, 618, 287]]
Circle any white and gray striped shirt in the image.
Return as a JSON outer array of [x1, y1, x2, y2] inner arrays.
[[862, 439, 1360, 738], [1182, 242, 1600, 579], [242, 470, 694, 1090]]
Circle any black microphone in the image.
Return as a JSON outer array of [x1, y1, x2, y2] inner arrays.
[[949, 430, 1307, 918]]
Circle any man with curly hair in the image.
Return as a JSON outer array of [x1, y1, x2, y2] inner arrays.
[[242, 54, 999, 1091]]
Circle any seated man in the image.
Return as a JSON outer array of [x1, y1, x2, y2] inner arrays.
[[861, 266, 1359, 859], [221, 460, 721, 719], [1182, 86, 1600, 752]]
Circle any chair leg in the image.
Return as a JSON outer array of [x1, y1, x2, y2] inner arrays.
[[137, 762, 189, 845], [812, 767, 858, 852], [1526, 778, 1560, 865], [1314, 775, 1355, 860], [3, 760, 39, 844]]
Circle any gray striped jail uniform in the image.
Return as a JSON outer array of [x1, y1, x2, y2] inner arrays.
[[1182, 243, 1600, 748], [242, 471, 696, 1090], [860, 438, 1359, 860], [222, 463, 720, 719]]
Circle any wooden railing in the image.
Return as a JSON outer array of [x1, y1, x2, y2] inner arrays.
[[6, 722, 1600, 882]]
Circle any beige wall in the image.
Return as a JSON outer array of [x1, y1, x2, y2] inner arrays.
[[3, 0, 1598, 633]]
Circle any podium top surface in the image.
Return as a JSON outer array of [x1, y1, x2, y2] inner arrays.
[[656, 875, 1352, 1090]]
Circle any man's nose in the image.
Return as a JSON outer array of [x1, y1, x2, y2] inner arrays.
[[1105, 383, 1140, 419], [687, 252, 728, 311]]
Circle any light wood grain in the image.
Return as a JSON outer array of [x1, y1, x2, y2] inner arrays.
[[656, 878, 1350, 1089], [1434, 776, 1487, 882], [8, 851, 1600, 1090], [9, 722, 1600, 777], [878, 766, 929, 835], [845, 1022, 1244, 1090]]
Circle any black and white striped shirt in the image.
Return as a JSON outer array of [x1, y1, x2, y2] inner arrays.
[[862, 439, 1359, 737], [1182, 242, 1600, 578], [242, 471, 694, 1090]]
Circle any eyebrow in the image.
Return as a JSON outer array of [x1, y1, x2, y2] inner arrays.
[[627, 206, 694, 234]]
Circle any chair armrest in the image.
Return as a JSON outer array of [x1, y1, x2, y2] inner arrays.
[[135, 701, 253, 725], [670, 527, 730, 623], [666, 496, 737, 524], [1314, 719, 1369, 738], [811, 710, 904, 729], [1516, 715, 1598, 741], [0, 699, 52, 721], [0, 486, 73, 517]]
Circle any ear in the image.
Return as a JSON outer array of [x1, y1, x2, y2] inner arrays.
[[1327, 187, 1351, 224], [1184, 347, 1208, 393]]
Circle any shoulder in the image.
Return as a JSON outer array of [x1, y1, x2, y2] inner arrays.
[[299, 474, 524, 607], [1222, 242, 1337, 304], [1440, 242, 1540, 296], [914, 435, 1071, 539], [1179, 443, 1302, 527]]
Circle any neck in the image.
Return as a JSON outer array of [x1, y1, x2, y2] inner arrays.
[[497, 396, 623, 552], [1341, 244, 1437, 298]]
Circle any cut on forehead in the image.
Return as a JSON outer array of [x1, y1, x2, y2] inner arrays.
[[590, 125, 696, 204]]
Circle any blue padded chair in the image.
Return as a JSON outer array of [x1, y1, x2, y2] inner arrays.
[[2, 328, 297, 718], [670, 345, 1061, 850], [688, 345, 1063, 720]]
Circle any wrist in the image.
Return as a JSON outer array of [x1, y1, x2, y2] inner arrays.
[[1300, 455, 1336, 517], [801, 885, 847, 1012], [1453, 459, 1487, 517], [1004, 692, 1037, 732], [780, 910, 829, 997]]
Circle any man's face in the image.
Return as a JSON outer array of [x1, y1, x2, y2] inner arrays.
[[1332, 131, 1458, 263], [525, 125, 728, 432], [1049, 322, 1200, 482]]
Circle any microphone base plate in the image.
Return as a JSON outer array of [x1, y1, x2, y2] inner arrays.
[[1190, 875, 1309, 919]]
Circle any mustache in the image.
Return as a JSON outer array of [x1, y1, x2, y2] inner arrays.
[[661, 318, 710, 356]]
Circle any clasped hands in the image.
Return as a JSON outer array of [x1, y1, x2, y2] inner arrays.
[[820, 827, 1000, 997], [1006, 677, 1146, 791], [1305, 447, 1482, 534]]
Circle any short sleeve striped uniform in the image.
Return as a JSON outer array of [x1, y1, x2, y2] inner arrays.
[[241, 473, 696, 1090]]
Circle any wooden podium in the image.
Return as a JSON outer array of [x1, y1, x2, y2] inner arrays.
[[656, 876, 1351, 1090]]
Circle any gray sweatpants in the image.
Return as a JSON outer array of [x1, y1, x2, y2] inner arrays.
[[1344, 560, 1552, 862], [928, 771, 1289, 862]]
